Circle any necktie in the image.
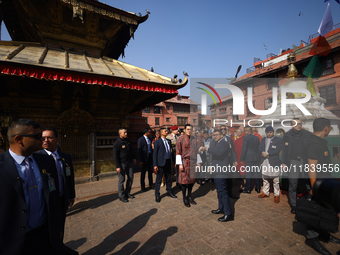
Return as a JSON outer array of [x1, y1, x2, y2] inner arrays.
[[24, 157, 40, 229], [52, 153, 64, 196], [164, 139, 171, 158], [146, 137, 151, 154]]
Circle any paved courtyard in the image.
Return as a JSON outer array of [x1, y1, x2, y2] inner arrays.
[[64, 174, 340, 255]]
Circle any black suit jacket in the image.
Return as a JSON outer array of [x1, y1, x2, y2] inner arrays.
[[0, 150, 75, 254], [138, 136, 152, 162], [259, 136, 283, 167], [153, 138, 173, 167], [39, 149, 76, 210], [240, 134, 260, 163]]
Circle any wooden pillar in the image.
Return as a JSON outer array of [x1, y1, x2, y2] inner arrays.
[[90, 132, 96, 177]]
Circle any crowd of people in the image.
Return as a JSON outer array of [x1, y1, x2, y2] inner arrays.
[[1, 117, 339, 254], [114, 118, 339, 255]]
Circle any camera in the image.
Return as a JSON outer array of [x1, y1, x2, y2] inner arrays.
[[313, 179, 340, 213]]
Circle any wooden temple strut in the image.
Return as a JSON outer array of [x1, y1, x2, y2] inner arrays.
[[6, 44, 25, 59]]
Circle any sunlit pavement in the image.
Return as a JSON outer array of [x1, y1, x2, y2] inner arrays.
[[64, 174, 340, 254]]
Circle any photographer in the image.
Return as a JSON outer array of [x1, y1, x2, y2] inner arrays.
[[304, 118, 340, 255]]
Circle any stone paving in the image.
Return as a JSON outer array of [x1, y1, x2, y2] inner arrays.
[[64, 174, 340, 255]]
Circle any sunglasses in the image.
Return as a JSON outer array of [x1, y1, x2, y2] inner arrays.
[[12, 132, 42, 140], [221, 128, 227, 130]]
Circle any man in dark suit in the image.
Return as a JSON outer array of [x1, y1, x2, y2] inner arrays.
[[0, 119, 77, 255], [153, 127, 177, 202], [221, 125, 239, 199], [240, 126, 261, 194], [138, 128, 153, 191], [39, 127, 76, 239], [201, 129, 234, 222], [258, 126, 283, 203]]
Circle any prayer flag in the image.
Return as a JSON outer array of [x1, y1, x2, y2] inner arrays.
[[309, 35, 331, 56], [303, 55, 324, 79], [318, 3, 333, 36]]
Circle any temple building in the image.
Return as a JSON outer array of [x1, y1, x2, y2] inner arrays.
[[0, 0, 187, 178], [141, 95, 199, 130]]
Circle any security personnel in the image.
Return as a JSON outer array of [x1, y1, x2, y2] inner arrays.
[[282, 118, 312, 214], [113, 128, 137, 202], [304, 118, 340, 255]]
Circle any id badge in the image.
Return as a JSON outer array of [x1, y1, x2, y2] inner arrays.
[[48, 178, 56, 192], [66, 166, 71, 176]]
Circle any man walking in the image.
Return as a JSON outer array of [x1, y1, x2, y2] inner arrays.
[[282, 118, 312, 213], [201, 129, 234, 222], [240, 126, 261, 194], [113, 128, 136, 202], [138, 128, 153, 191], [153, 127, 177, 202]]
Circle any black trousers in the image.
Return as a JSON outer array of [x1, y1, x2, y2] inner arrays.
[[155, 159, 172, 197], [141, 157, 153, 189], [23, 222, 55, 255]]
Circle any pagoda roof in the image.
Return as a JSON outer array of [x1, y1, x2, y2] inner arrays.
[[2, 0, 149, 59], [0, 41, 187, 95]]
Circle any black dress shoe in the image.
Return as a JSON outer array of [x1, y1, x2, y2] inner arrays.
[[290, 208, 296, 214], [218, 215, 234, 222], [188, 197, 197, 205], [168, 193, 177, 198], [255, 188, 261, 193], [183, 198, 191, 207], [241, 190, 251, 194], [229, 194, 239, 199], [128, 194, 135, 199], [141, 188, 147, 192], [119, 197, 129, 203], [319, 234, 340, 244], [305, 238, 331, 255], [155, 197, 160, 203], [211, 209, 224, 214]]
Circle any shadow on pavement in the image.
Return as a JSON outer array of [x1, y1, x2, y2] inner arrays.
[[65, 237, 87, 251], [67, 193, 119, 217], [82, 208, 158, 255], [191, 181, 216, 199], [112, 227, 178, 255]]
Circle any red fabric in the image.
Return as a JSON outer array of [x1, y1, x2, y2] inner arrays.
[[0, 64, 178, 94], [233, 134, 245, 175], [254, 132, 262, 143], [309, 35, 332, 56], [176, 134, 200, 184]]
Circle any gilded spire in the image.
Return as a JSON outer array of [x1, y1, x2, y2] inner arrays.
[[287, 53, 299, 79]]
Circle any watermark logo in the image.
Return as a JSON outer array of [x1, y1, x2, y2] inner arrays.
[[196, 82, 223, 115], [199, 82, 311, 116]]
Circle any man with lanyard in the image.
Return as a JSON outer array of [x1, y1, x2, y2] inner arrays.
[[282, 118, 312, 214], [0, 118, 77, 254], [304, 118, 340, 255], [153, 127, 177, 202], [40, 127, 76, 239]]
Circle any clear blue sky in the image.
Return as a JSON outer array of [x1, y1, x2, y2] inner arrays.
[[1, 0, 339, 96]]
